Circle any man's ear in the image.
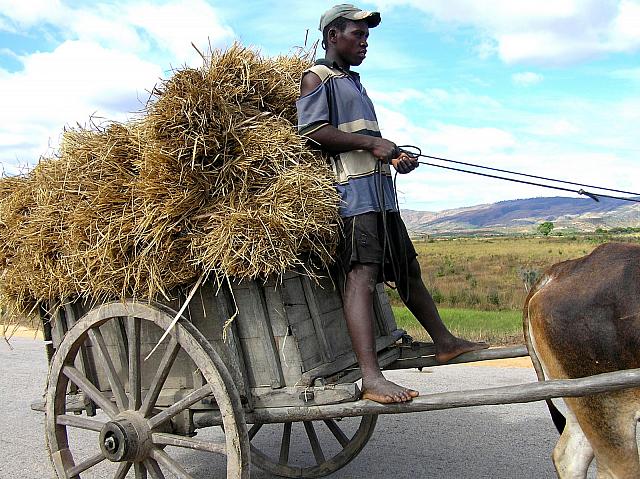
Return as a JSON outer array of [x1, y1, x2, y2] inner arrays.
[[327, 27, 338, 45]]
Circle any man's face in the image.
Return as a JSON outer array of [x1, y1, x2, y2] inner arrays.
[[331, 20, 370, 67]]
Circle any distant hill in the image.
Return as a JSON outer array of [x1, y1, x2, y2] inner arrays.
[[401, 196, 640, 235]]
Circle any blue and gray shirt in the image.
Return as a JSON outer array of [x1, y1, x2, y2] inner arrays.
[[296, 59, 397, 218]]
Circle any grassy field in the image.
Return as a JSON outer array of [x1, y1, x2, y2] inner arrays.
[[388, 233, 640, 344], [393, 306, 523, 345]]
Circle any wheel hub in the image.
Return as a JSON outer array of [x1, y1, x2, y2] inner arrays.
[[99, 411, 152, 462]]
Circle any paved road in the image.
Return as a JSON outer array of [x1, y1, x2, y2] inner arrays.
[[1, 337, 583, 478]]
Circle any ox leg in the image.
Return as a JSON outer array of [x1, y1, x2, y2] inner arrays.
[[586, 408, 639, 479], [552, 407, 594, 479]]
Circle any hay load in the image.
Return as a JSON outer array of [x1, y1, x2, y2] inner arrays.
[[0, 43, 340, 317]]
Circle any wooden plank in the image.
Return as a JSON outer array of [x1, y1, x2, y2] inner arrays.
[[249, 383, 359, 408], [298, 334, 400, 386], [51, 302, 67, 349], [289, 318, 317, 340], [232, 286, 263, 339], [39, 304, 55, 363], [240, 337, 276, 388], [301, 277, 333, 362], [331, 347, 402, 384], [194, 367, 640, 427], [385, 345, 528, 370], [213, 282, 252, 405], [281, 304, 311, 326], [309, 276, 343, 314], [262, 285, 289, 337], [373, 284, 398, 335], [246, 282, 285, 389], [316, 309, 352, 358], [279, 277, 307, 306], [65, 303, 98, 416]]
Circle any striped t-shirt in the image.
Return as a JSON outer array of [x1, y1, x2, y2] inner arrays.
[[296, 59, 397, 218]]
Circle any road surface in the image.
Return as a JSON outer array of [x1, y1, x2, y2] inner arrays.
[[1, 337, 582, 478]]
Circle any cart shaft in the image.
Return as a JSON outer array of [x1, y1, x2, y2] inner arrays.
[[193, 368, 640, 427]]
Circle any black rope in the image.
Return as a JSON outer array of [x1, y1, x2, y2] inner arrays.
[[397, 145, 640, 204], [374, 160, 411, 303]]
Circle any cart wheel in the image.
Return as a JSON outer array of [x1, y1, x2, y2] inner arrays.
[[249, 415, 377, 478], [45, 301, 250, 478]]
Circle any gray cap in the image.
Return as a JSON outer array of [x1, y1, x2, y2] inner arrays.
[[319, 4, 381, 32]]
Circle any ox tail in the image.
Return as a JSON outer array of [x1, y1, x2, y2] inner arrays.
[[523, 291, 566, 434]]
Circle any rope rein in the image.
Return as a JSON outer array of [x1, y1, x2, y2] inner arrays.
[[397, 145, 640, 204]]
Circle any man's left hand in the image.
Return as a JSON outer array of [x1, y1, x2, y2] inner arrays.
[[391, 152, 419, 174]]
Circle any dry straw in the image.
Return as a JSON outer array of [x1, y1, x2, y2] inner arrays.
[[0, 43, 340, 318]]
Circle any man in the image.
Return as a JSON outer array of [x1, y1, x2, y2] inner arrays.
[[296, 4, 488, 404]]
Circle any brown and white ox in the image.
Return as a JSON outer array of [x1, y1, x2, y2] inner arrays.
[[524, 242, 640, 479]]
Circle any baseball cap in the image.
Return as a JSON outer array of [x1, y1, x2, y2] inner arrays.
[[319, 4, 381, 32]]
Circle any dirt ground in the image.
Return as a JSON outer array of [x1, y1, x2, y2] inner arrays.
[[460, 356, 532, 368], [2, 324, 43, 340]]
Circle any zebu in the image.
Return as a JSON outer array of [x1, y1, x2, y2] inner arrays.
[[524, 242, 640, 478]]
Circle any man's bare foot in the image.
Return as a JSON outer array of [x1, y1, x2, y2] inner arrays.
[[361, 377, 419, 404], [435, 337, 489, 364]]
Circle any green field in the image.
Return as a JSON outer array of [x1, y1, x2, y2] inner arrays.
[[388, 233, 640, 344], [393, 306, 523, 345]]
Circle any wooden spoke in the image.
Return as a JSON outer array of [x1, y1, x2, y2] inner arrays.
[[303, 421, 326, 465], [149, 447, 194, 478], [144, 458, 165, 479], [89, 327, 128, 411], [147, 385, 212, 430], [63, 365, 118, 418], [279, 422, 292, 465], [65, 452, 105, 477], [114, 462, 132, 479], [56, 414, 104, 432], [134, 462, 148, 479], [324, 419, 350, 448], [66, 305, 97, 417], [127, 316, 142, 410], [139, 337, 180, 418], [152, 432, 226, 454], [248, 423, 263, 440]]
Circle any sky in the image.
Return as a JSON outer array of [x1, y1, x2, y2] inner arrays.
[[1, 0, 639, 212]]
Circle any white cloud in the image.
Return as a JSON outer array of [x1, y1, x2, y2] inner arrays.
[[0, 0, 235, 65], [121, 1, 235, 64], [526, 119, 579, 137], [0, 41, 162, 168], [512, 72, 544, 87], [375, 0, 640, 65], [0, 0, 64, 29], [0, 1, 236, 172], [610, 67, 640, 81]]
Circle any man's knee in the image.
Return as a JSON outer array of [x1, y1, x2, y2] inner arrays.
[[407, 258, 422, 281], [347, 263, 379, 293]]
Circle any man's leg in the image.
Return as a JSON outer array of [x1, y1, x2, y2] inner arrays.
[[343, 263, 419, 403], [403, 258, 488, 363]]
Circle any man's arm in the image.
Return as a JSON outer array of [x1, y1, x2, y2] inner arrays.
[[300, 73, 399, 160]]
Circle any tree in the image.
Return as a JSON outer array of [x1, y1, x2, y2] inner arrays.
[[537, 221, 554, 236]]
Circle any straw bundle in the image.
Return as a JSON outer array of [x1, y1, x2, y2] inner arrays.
[[0, 43, 340, 315]]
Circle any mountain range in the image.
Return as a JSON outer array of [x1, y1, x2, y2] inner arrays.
[[401, 196, 640, 236]]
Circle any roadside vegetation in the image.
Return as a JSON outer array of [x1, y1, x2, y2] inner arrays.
[[389, 230, 640, 344]]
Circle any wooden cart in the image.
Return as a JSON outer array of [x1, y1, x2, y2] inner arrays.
[[34, 271, 640, 478]]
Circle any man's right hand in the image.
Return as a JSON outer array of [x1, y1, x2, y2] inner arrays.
[[369, 137, 399, 161]]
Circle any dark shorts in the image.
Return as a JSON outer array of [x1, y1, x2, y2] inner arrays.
[[335, 211, 417, 296]]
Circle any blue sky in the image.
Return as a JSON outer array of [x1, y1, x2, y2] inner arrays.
[[1, 0, 639, 212]]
